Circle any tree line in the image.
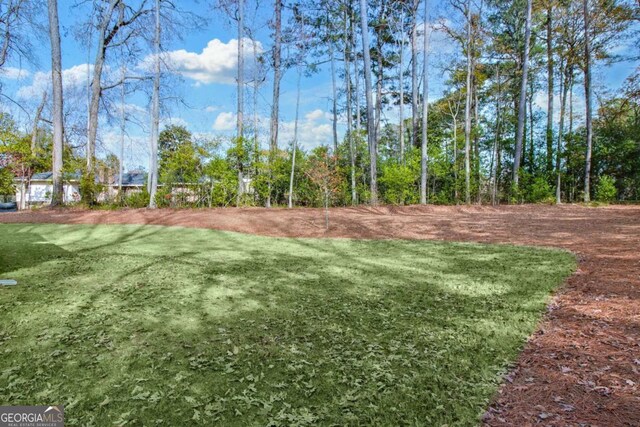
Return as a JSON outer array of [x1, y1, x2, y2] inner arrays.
[[0, 0, 638, 208]]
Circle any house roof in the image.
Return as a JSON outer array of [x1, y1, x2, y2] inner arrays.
[[111, 173, 146, 186], [30, 172, 82, 181], [31, 172, 53, 180]]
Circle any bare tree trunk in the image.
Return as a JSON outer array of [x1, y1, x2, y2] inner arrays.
[[492, 65, 502, 206], [583, 0, 592, 202], [288, 66, 302, 209], [546, 3, 554, 175], [557, 61, 570, 204], [270, 0, 281, 155], [474, 78, 480, 203], [569, 70, 573, 135], [528, 77, 535, 171], [353, 10, 361, 134], [398, 9, 405, 162], [360, 0, 378, 204], [411, 0, 419, 148], [513, 0, 532, 187], [464, 0, 472, 204], [267, 0, 281, 207], [119, 59, 126, 198], [452, 110, 458, 201], [87, 59, 102, 172], [86, 28, 91, 159], [87, 2, 117, 173], [374, 2, 385, 140], [20, 179, 26, 210], [354, 51, 361, 132], [48, 0, 63, 206], [330, 38, 338, 153], [237, 0, 244, 205], [324, 191, 329, 230], [568, 69, 575, 202], [148, 0, 160, 208], [447, 94, 460, 201], [420, 0, 429, 204], [251, 28, 259, 180], [345, 8, 357, 204], [31, 91, 47, 152]]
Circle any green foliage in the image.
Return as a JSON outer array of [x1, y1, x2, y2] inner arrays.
[[159, 125, 194, 162], [529, 175, 554, 204], [254, 151, 294, 206], [203, 157, 237, 207], [509, 181, 523, 205], [592, 94, 640, 201], [0, 113, 20, 147], [595, 175, 617, 203], [156, 126, 205, 208], [154, 186, 173, 208], [159, 128, 203, 186], [123, 190, 150, 209], [79, 171, 104, 207], [379, 162, 416, 205], [0, 223, 575, 425], [0, 168, 15, 196]]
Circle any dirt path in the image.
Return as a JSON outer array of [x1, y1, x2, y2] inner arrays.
[[2, 205, 639, 426]]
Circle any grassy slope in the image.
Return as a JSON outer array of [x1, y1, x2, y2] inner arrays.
[[0, 224, 575, 426]]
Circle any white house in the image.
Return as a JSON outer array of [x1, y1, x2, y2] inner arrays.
[[106, 171, 147, 199], [15, 172, 81, 208]]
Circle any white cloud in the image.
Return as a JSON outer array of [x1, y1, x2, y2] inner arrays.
[[1, 67, 30, 80], [213, 111, 237, 131], [158, 38, 264, 85], [161, 117, 189, 128], [304, 109, 329, 121], [533, 90, 585, 125], [112, 102, 147, 117], [211, 108, 337, 150], [17, 64, 94, 99], [280, 118, 333, 150], [123, 103, 147, 115]]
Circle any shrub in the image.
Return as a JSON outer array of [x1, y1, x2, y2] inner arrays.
[[529, 176, 554, 204], [509, 182, 523, 204], [211, 176, 238, 206], [595, 175, 617, 203], [79, 172, 104, 206], [154, 187, 173, 208], [0, 168, 15, 196], [379, 164, 417, 205], [123, 190, 150, 208]]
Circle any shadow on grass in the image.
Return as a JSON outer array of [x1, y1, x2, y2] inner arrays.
[[0, 223, 575, 426], [0, 226, 71, 275]]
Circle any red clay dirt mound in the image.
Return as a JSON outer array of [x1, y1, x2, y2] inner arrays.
[[2, 204, 639, 426]]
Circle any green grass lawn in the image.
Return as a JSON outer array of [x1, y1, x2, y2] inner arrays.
[[0, 223, 575, 426]]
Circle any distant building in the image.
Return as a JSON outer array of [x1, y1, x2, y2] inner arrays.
[[15, 172, 81, 208], [108, 171, 147, 198]]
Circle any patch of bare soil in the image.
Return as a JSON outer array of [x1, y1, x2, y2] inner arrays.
[[2, 204, 639, 426]]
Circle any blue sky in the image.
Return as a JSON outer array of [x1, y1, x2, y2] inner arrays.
[[0, 0, 637, 172], [0, 0, 341, 170]]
